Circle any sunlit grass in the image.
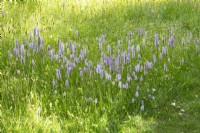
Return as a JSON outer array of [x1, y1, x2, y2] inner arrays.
[[1, 0, 200, 132]]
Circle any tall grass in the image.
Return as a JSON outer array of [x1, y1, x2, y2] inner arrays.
[[1, 0, 200, 132]]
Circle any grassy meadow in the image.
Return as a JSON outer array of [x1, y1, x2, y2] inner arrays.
[[1, 0, 200, 132]]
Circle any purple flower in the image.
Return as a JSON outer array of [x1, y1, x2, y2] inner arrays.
[[34, 27, 37, 37], [66, 67, 71, 77], [47, 45, 50, 51], [101, 34, 105, 43], [86, 97, 92, 102], [14, 39, 19, 55], [116, 73, 121, 81], [135, 64, 140, 72], [169, 36, 174, 48], [162, 47, 168, 55], [159, 53, 162, 60], [80, 50, 85, 61], [131, 46, 135, 58], [128, 31, 132, 39], [135, 91, 139, 97], [155, 34, 159, 49], [105, 72, 112, 80], [65, 80, 69, 88], [59, 42, 65, 54], [79, 68, 83, 77], [138, 28, 143, 36], [56, 69, 61, 80], [20, 44, 25, 55]]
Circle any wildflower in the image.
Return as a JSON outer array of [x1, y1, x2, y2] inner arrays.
[[128, 31, 132, 39], [127, 74, 132, 82], [20, 44, 25, 55], [159, 53, 162, 60], [141, 100, 144, 111], [153, 55, 156, 63], [138, 28, 143, 36], [164, 63, 167, 72], [99, 42, 102, 51], [76, 30, 78, 37], [171, 102, 176, 106], [55, 54, 59, 61], [194, 37, 198, 45], [52, 79, 56, 89], [170, 27, 174, 36], [32, 59, 35, 66], [105, 72, 112, 80], [136, 86, 140, 91], [140, 76, 143, 82], [136, 45, 140, 53], [168, 58, 170, 62], [181, 58, 184, 64], [86, 97, 92, 102], [162, 47, 168, 55], [17, 70, 20, 75], [59, 42, 65, 54], [14, 39, 19, 55], [107, 45, 111, 55], [71, 43, 76, 55], [65, 80, 69, 88], [63, 92, 66, 96], [56, 69, 61, 80], [116, 73, 121, 81], [118, 40, 121, 48], [79, 68, 83, 77], [101, 34, 105, 43], [135, 91, 139, 97], [147, 94, 152, 99], [180, 109, 185, 112], [21, 56, 25, 63], [182, 38, 185, 45], [34, 27, 37, 37], [135, 64, 140, 72], [190, 32, 193, 40], [80, 50, 85, 61], [155, 34, 159, 49], [94, 98, 98, 104], [169, 36, 174, 48], [132, 98, 135, 103], [118, 81, 122, 88]]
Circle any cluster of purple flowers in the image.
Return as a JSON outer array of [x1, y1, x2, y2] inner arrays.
[[8, 27, 199, 111]]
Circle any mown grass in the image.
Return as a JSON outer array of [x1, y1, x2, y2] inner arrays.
[[1, 0, 200, 132]]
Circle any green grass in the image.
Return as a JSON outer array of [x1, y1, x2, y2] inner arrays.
[[1, 0, 200, 132]]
